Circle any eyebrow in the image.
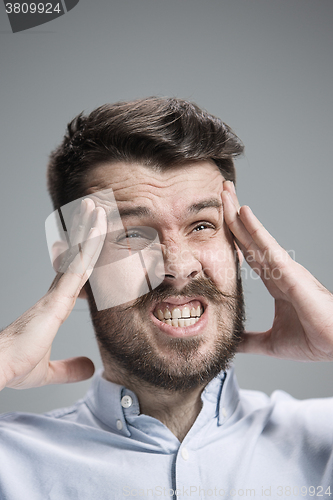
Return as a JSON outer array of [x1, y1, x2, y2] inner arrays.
[[187, 198, 222, 214], [108, 206, 154, 222]]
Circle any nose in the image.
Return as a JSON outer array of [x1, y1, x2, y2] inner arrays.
[[157, 241, 202, 289]]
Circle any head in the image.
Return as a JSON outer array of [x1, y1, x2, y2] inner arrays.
[[47, 97, 245, 392]]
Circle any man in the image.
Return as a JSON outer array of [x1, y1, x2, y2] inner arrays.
[[0, 97, 332, 499]]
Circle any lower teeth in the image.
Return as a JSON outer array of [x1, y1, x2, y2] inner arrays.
[[163, 317, 200, 327]]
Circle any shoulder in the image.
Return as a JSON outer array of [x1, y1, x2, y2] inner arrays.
[[237, 387, 333, 444], [0, 399, 86, 436], [239, 386, 333, 415]]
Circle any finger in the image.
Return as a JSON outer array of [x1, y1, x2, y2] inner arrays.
[[238, 206, 302, 295], [223, 192, 292, 274], [237, 331, 272, 356], [238, 205, 293, 270], [222, 190, 265, 266], [222, 192, 292, 297], [49, 207, 107, 316], [222, 181, 266, 273], [236, 239, 266, 277], [70, 198, 96, 246], [222, 180, 241, 212], [46, 357, 95, 385], [63, 207, 106, 277], [57, 198, 98, 272]]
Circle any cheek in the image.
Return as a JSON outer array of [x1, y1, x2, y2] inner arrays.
[[89, 252, 153, 310]]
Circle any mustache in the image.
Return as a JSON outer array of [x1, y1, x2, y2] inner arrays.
[[122, 275, 238, 312]]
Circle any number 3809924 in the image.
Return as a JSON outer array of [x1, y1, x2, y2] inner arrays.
[[5, 3, 61, 14]]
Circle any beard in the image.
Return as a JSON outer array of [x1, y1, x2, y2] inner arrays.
[[86, 269, 245, 393]]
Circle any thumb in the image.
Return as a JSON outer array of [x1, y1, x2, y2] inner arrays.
[[46, 357, 95, 385], [237, 330, 271, 355]]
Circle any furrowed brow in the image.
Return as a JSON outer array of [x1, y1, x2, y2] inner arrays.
[[107, 200, 221, 223], [188, 198, 222, 214], [108, 206, 154, 222]]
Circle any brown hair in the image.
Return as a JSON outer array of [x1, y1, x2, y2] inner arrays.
[[47, 97, 244, 209]]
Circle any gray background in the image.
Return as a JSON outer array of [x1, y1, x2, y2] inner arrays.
[[0, 0, 332, 414]]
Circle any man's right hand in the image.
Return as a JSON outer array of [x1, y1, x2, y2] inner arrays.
[[0, 199, 107, 391]]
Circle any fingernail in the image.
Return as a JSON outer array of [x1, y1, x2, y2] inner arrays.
[[231, 182, 236, 193]]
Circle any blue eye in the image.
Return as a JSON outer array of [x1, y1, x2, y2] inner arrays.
[[114, 227, 158, 251], [124, 231, 143, 238]]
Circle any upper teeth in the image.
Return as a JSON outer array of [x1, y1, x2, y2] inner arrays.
[[156, 305, 203, 320]]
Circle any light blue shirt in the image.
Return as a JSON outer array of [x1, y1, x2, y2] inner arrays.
[[0, 367, 333, 499]]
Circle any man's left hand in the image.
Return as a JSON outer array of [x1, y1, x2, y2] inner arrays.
[[222, 181, 333, 361]]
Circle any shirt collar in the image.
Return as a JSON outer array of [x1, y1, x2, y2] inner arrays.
[[84, 365, 240, 435], [84, 371, 138, 437], [216, 365, 240, 425]]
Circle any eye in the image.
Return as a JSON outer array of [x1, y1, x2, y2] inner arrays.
[[117, 227, 156, 241], [113, 226, 158, 251], [116, 231, 147, 245], [192, 222, 215, 232], [123, 231, 144, 239]]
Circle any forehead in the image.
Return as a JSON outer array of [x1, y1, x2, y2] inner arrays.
[[86, 160, 224, 216]]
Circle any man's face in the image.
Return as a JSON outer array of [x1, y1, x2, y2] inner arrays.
[[86, 160, 244, 391]]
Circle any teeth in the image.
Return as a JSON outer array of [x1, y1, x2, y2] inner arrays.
[[182, 307, 190, 318], [155, 303, 204, 326], [164, 309, 172, 319], [172, 308, 181, 319], [163, 317, 199, 327], [157, 309, 164, 320]]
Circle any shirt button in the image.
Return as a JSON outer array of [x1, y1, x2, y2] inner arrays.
[[116, 419, 123, 430], [181, 447, 189, 461], [121, 395, 133, 408], [222, 407, 227, 418]]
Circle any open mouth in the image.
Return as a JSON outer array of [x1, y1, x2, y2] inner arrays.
[[153, 300, 205, 328]]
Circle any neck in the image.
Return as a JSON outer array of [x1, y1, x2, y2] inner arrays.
[[103, 363, 204, 442]]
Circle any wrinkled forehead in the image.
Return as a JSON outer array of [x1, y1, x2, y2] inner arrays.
[[86, 188, 118, 215], [85, 160, 225, 215]]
